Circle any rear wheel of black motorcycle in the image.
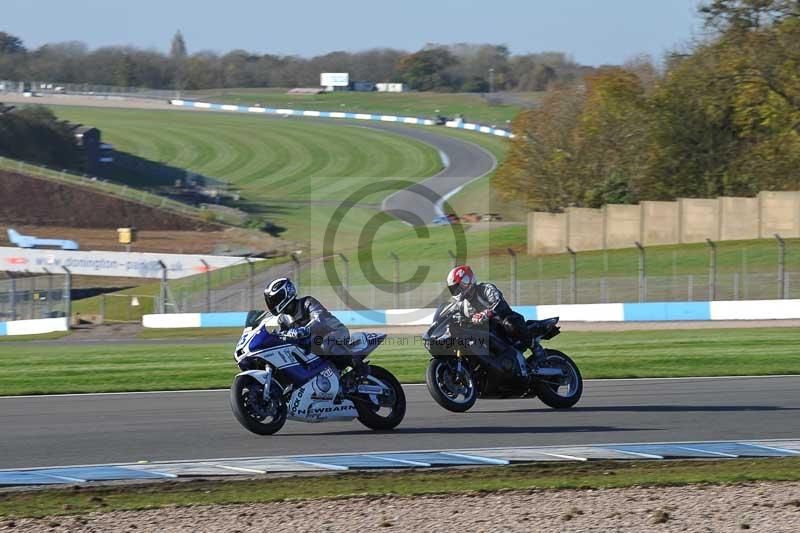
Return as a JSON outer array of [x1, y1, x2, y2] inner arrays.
[[230, 375, 287, 435], [426, 358, 477, 413], [533, 350, 583, 409], [355, 365, 406, 431]]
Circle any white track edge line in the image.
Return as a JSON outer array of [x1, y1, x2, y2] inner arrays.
[[4, 438, 799, 474], [675, 446, 738, 458], [369, 455, 431, 467], [739, 443, 800, 455], [292, 460, 349, 471], [199, 462, 266, 474], [441, 452, 509, 465]]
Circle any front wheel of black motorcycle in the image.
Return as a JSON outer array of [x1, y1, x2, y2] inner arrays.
[[533, 350, 583, 409], [230, 375, 287, 435], [426, 358, 477, 412], [355, 365, 406, 431]]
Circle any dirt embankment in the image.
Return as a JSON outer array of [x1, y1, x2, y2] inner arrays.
[[0, 170, 220, 231]]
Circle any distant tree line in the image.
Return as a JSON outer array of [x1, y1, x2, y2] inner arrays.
[[495, 0, 800, 211], [0, 31, 591, 92], [0, 105, 80, 169]]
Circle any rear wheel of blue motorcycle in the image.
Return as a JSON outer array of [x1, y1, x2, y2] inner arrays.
[[355, 366, 406, 431], [230, 375, 287, 435]]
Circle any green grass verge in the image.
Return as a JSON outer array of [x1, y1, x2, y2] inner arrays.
[[1, 458, 798, 519], [49, 106, 441, 204], [1, 328, 798, 395], [188, 89, 538, 127]]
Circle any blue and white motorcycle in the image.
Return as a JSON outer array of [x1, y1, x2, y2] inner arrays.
[[230, 311, 406, 435]]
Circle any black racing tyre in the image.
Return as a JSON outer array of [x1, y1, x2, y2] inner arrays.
[[230, 375, 287, 435], [355, 365, 406, 431], [425, 358, 477, 413], [533, 349, 583, 409]]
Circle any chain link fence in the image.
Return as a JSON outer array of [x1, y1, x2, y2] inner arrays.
[[169, 258, 278, 314], [91, 294, 158, 323], [0, 275, 69, 321], [140, 237, 800, 313], [5, 270, 794, 320], [158, 270, 798, 313]]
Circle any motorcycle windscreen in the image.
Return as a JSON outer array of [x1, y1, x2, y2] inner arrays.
[[248, 328, 286, 352]]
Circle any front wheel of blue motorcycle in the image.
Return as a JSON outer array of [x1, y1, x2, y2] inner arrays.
[[230, 375, 287, 435], [354, 365, 406, 431]]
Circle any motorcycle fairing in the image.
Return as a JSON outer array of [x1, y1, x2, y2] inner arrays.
[[287, 368, 357, 422]]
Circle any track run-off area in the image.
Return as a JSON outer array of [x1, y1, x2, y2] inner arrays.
[[1, 376, 798, 470]]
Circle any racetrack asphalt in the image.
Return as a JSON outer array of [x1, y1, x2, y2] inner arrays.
[[1, 376, 798, 469], [376, 124, 496, 224]]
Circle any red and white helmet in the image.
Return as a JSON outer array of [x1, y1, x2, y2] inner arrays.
[[447, 265, 476, 299]]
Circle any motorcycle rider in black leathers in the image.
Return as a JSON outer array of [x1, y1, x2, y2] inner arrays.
[[446, 265, 532, 377], [263, 277, 367, 373]]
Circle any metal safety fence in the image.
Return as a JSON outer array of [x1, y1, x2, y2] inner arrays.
[[149, 236, 800, 313], [0, 275, 69, 321], [158, 270, 799, 314], [4, 271, 796, 321], [91, 294, 159, 323]]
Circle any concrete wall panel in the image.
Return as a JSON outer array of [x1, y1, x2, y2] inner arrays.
[[603, 204, 641, 249], [759, 191, 800, 238], [527, 211, 567, 255], [719, 197, 759, 240], [566, 207, 604, 251], [641, 201, 679, 245], [679, 198, 719, 243]]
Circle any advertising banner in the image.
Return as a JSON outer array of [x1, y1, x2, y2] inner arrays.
[[320, 72, 349, 87], [0, 247, 261, 279]]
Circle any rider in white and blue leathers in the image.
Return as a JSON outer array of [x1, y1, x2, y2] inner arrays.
[[264, 278, 362, 369]]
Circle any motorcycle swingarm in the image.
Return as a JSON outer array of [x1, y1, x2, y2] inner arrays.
[[531, 367, 565, 377]]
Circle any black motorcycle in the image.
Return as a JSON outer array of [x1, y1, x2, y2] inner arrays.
[[422, 301, 582, 412]]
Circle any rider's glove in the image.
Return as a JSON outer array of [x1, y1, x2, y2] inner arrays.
[[471, 310, 494, 325], [285, 326, 311, 339]]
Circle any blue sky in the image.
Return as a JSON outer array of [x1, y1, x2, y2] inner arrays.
[[4, 0, 703, 65]]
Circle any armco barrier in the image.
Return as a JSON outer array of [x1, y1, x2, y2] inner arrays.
[[141, 298, 800, 328], [169, 100, 514, 138], [444, 119, 514, 138], [0, 317, 69, 336]]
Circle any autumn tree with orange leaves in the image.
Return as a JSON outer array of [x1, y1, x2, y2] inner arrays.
[[496, 0, 800, 211]]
